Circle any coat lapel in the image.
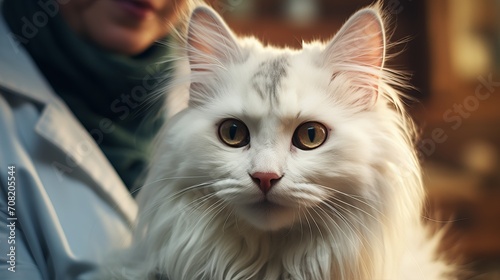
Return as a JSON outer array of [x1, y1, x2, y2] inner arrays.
[[35, 102, 138, 223]]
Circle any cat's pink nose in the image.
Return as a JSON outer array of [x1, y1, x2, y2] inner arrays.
[[251, 172, 282, 194]]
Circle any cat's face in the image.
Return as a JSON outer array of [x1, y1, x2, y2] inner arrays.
[[160, 7, 389, 231]]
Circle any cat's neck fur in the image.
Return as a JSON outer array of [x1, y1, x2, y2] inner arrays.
[[125, 150, 422, 280]]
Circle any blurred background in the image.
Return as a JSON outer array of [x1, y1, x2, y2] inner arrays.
[[205, 0, 500, 278]]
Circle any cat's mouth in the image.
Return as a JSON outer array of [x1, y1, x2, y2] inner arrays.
[[238, 199, 296, 230], [250, 200, 287, 211]]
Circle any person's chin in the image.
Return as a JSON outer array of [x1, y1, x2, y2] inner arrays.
[[92, 26, 158, 55], [83, 6, 165, 55]]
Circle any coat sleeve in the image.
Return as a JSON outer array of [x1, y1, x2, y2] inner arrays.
[[0, 179, 44, 280], [0, 93, 45, 279], [0, 91, 135, 280]]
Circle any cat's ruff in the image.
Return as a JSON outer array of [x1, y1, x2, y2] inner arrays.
[[103, 5, 456, 280]]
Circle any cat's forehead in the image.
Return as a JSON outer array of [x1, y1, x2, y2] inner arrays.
[[250, 55, 290, 103], [226, 49, 329, 121]]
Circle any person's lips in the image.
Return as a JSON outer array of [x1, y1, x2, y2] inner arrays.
[[114, 0, 156, 19]]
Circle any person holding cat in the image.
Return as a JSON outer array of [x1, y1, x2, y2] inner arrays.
[[0, 0, 189, 278]]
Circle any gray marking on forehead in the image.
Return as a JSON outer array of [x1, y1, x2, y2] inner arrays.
[[251, 55, 290, 103]]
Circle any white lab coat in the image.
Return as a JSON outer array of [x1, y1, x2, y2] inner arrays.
[[0, 2, 138, 279]]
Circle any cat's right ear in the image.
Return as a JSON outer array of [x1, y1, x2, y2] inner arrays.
[[322, 7, 386, 109], [186, 6, 242, 71]]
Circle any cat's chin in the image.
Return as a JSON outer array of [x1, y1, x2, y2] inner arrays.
[[237, 201, 296, 231]]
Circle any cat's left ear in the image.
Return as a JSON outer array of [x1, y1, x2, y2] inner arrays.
[[185, 6, 243, 107], [322, 7, 385, 108], [186, 6, 242, 71]]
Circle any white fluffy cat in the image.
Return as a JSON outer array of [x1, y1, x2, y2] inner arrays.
[[104, 5, 456, 280]]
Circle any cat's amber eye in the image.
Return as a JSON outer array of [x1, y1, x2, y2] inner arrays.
[[292, 122, 328, 150], [218, 119, 250, 148]]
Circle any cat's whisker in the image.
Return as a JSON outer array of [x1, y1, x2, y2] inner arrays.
[[282, 212, 297, 239], [324, 189, 404, 236], [200, 199, 228, 241], [321, 201, 360, 249], [326, 199, 383, 268], [311, 205, 341, 245], [308, 206, 328, 245], [139, 181, 218, 219], [313, 184, 381, 209], [324, 194, 381, 223], [312, 184, 387, 221], [132, 175, 212, 196], [296, 206, 305, 243], [302, 207, 314, 238], [421, 215, 467, 224], [320, 199, 383, 248], [143, 185, 217, 224], [222, 207, 235, 233], [334, 199, 390, 274], [182, 193, 219, 218]]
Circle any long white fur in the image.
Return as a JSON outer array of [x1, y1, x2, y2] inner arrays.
[[102, 4, 456, 280]]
